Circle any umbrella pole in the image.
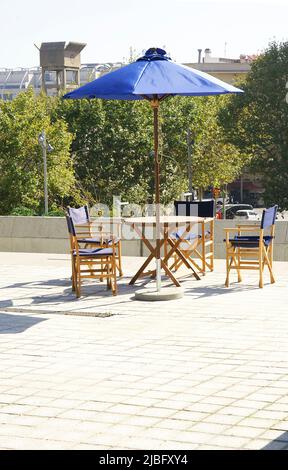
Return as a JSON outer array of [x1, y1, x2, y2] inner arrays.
[[152, 98, 161, 292]]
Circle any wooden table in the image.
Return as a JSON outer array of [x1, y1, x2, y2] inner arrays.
[[124, 216, 213, 287]]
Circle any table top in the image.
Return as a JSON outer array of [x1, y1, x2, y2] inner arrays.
[[124, 216, 213, 225]]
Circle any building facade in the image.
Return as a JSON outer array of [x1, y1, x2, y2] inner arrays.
[[0, 63, 124, 100]]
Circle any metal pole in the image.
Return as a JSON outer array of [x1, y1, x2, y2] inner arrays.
[[223, 184, 227, 220], [40, 131, 49, 216]]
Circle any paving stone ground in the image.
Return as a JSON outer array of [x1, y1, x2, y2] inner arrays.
[[0, 252, 288, 450]]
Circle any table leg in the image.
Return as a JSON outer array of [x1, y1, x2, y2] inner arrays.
[[129, 250, 156, 285], [160, 259, 181, 287], [166, 238, 201, 280]]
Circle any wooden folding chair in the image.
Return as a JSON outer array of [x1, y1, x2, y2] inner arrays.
[[67, 205, 123, 277], [170, 200, 215, 274], [224, 205, 277, 288], [66, 214, 118, 297]]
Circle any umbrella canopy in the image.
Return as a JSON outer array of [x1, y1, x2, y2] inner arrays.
[[64, 47, 242, 101], [63, 47, 243, 293]]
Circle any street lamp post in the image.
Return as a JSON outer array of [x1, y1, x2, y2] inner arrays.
[[187, 129, 194, 200], [38, 131, 53, 216]]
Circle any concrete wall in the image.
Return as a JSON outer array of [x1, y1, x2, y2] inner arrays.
[[0, 216, 288, 261]]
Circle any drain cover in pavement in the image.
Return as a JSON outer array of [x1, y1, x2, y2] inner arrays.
[[0, 307, 114, 318]]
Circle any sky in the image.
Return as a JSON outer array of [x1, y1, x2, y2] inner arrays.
[[1, 0, 288, 68]]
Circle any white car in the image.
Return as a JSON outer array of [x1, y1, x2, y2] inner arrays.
[[234, 210, 260, 221]]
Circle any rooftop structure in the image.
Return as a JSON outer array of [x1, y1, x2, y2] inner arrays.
[[184, 48, 255, 84], [40, 42, 86, 95]]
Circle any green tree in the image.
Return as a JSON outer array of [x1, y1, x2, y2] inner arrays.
[[159, 96, 203, 202], [56, 94, 248, 207], [160, 96, 248, 198], [218, 41, 288, 209], [192, 96, 250, 191], [0, 89, 79, 215], [57, 96, 207, 206], [55, 98, 154, 205]]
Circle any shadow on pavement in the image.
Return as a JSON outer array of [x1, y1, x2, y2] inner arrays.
[[261, 431, 288, 450], [0, 276, 140, 312], [0, 273, 262, 313], [0, 312, 47, 334], [183, 283, 259, 299]]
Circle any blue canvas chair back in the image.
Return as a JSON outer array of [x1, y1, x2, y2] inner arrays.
[[67, 205, 90, 225], [65, 214, 76, 237], [260, 205, 278, 230], [174, 200, 215, 218]]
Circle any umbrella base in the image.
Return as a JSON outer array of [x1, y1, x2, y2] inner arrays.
[[134, 286, 184, 301]]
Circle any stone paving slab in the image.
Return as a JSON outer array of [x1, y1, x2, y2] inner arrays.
[[0, 252, 288, 449]]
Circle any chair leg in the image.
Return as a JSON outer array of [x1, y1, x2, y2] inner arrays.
[[201, 223, 206, 275], [225, 246, 237, 287], [106, 259, 111, 290], [71, 257, 76, 291], [117, 241, 123, 277], [265, 247, 275, 284], [268, 246, 275, 284], [259, 246, 264, 288], [100, 258, 104, 282], [210, 220, 214, 272], [112, 259, 117, 296], [225, 252, 231, 287], [76, 261, 81, 298], [106, 271, 111, 290], [236, 248, 242, 283]]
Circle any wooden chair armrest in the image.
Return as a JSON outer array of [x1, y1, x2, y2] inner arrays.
[[224, 227, 260, 232], [236, 224, 260, 228]]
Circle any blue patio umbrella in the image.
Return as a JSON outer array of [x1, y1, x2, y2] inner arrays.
[[64, 47, 243, 293]]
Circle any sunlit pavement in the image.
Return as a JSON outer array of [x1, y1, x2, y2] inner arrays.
[[0, 252, 288, 450]]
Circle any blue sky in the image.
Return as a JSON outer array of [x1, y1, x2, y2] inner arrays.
[[1, 0, 287, 68]]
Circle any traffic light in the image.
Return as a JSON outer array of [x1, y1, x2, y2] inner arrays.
[[213, 188, 221, 198]]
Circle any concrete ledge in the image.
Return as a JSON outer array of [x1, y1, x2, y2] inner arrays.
[[1, 216, 288, 260]]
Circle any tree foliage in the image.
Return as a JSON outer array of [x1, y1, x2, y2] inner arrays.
[[0, 88, 79, 214], [190, 96, 250, 190], [56, 94, 246, 207], [218, 41, 288, 209], [55, 98, 154, 205], [0, 85, 250, 214]]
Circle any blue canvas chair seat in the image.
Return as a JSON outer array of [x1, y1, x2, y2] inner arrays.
[[73, 247, 113, 257], [224, 205, 277, 288], [77, 237, 120, 245], [171, 231, 200, 241], [230, 235, 274, 248], [171, 230, 210, 241]]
